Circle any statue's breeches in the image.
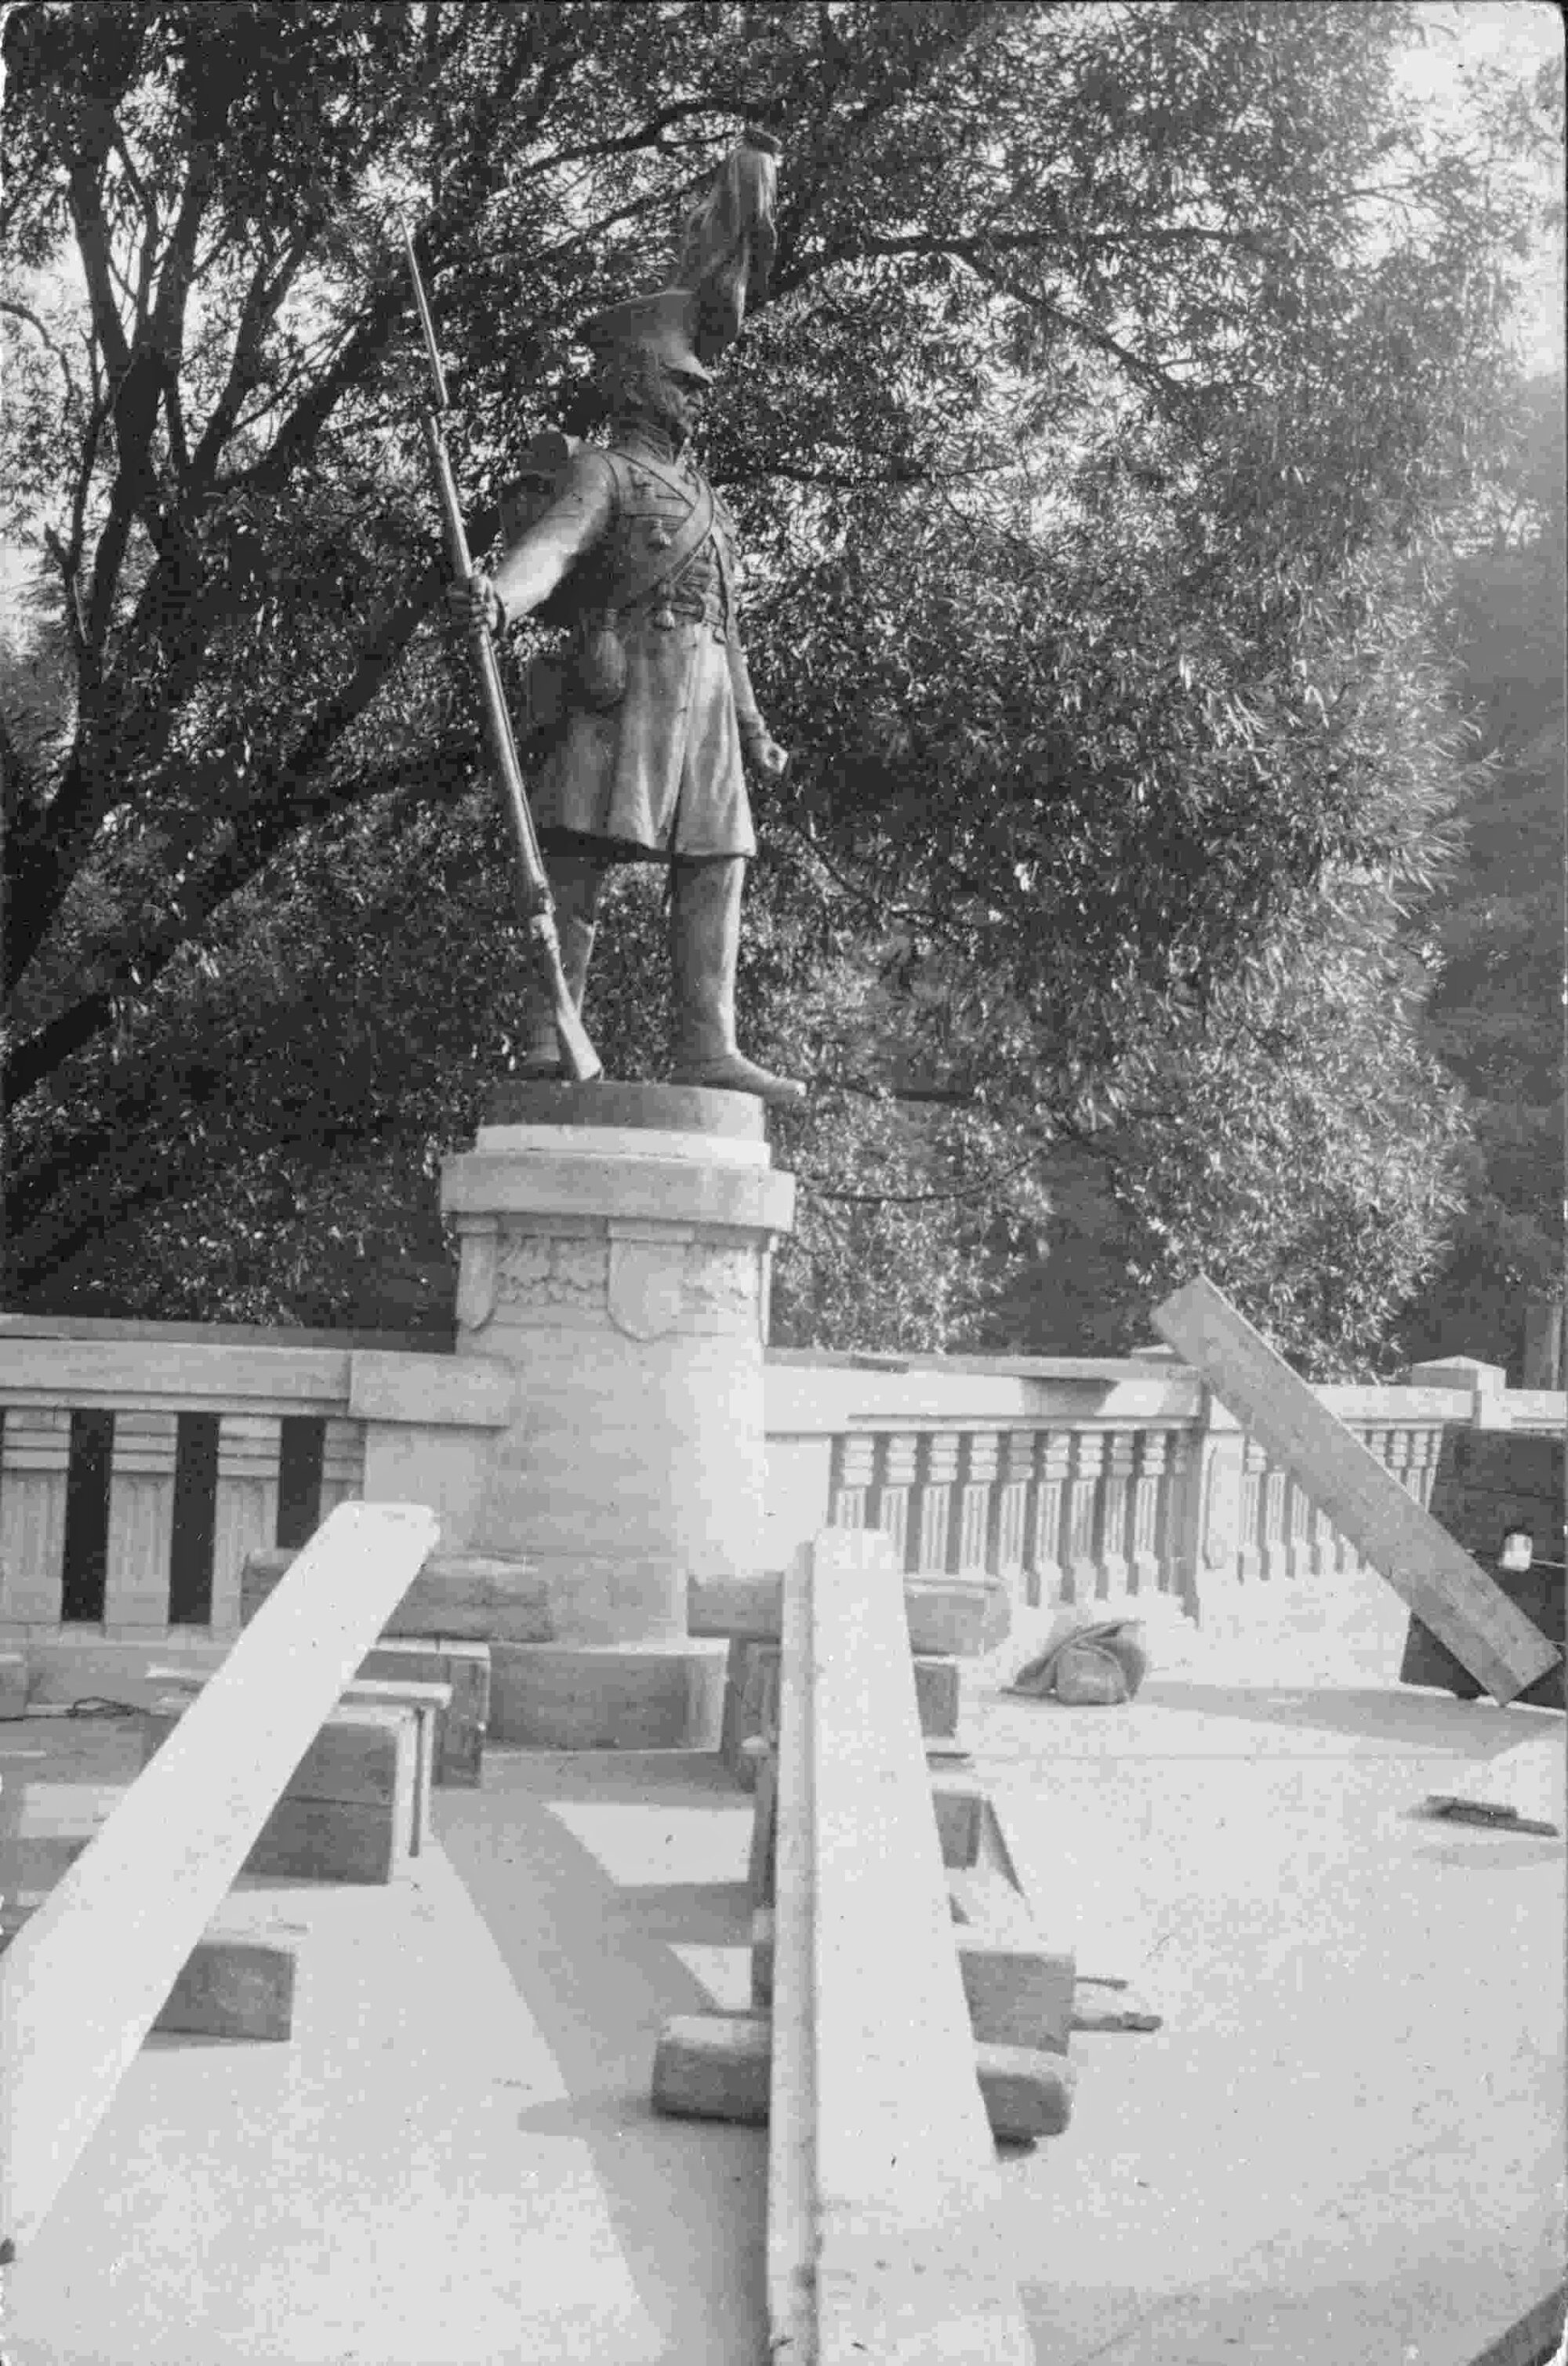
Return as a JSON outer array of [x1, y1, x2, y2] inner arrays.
[[532, 619, 756, 860]]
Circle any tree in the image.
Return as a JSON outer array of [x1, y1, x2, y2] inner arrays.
[[1399, 368, 1566, 1372], [1, 2, 1552, 1367]]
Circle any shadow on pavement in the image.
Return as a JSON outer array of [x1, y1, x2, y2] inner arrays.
[[434, 1746, 768, 2366], [1138, 1675, 1558, 1755]]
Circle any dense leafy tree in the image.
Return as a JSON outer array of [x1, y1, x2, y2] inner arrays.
[[1400, 369, 1565, 1372], [0, 2, 1553, 1367]]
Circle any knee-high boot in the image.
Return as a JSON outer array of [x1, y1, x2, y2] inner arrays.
[[668, 857, 804, 1107], [518, 854, 603, 1078]]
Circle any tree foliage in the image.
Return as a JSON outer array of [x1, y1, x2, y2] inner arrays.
[[0, 0, 1555, 1369]]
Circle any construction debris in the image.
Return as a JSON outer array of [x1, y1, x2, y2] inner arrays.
[[1415, 1735, 1563, 1838], [1071, 1978, 1163, 2034], [1008, 1608, 1150, 1704]]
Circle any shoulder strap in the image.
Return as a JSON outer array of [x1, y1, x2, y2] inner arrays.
[[609, 475, 716, 615]]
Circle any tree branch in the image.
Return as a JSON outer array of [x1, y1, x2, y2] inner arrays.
[[2, 598, 483, 1106], [0, 299, 80, 402]]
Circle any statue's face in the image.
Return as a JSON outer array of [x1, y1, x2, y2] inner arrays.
[[607, 344, 708, 442]]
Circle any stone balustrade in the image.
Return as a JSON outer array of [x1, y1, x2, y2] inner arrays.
[[0, 1317, 1558, 1666]]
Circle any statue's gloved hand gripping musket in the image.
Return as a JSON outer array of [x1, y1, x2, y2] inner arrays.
[[401, 220, 601, 1084]]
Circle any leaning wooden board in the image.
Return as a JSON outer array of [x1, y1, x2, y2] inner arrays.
[[0, 1501, 438, 2255], [1152, 1276, 1560, 1704]]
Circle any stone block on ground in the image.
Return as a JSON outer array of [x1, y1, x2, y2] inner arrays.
[[913, 1653, 962, 1737], [932, 1780, 985, 1867], [651, 2010, 771, 2123], [651, 2012, 1075, 2143], [358, 1639, 489, 1786], [0, 1651, 28, 1715], [149, 1675, 448, 1852], [242, 1791, 412, 1885], [2, 1892, 297, 2041], [958, 1932, 1076, 2054], [142, 1696, 419, 1885], [487, 1638, 724, 1749], [975, 2041, 1076, 2141]]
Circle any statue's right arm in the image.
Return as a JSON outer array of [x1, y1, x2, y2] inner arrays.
[[488, 450, 616, 629]]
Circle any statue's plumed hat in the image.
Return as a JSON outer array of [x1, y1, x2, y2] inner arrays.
[[577, 129, 779, 378], [579, 288, 712, 382]]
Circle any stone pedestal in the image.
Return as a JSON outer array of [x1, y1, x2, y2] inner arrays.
[[440, 1082, 796, 1746]]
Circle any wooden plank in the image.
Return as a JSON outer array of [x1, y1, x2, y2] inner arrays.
[[0, 1501, 437, 2254], [768, 1528, 1033, 2366], [1152, 1276, 1559, 1704]]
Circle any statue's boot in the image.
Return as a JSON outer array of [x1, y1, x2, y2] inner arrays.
[[668, 856, 805, 1108], [517, 855, 603, 1080]]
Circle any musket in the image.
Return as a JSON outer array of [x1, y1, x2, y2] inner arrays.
[[401, 220, 601, 1084]]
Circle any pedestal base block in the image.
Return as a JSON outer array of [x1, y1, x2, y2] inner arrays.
[[489, 1638, 727, 1749]]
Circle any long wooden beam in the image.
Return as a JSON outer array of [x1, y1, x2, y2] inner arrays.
[[767, 1529, 1033, 2364], [0, 1501, 438, 2255], [1152, 1276, 1559, 1704]]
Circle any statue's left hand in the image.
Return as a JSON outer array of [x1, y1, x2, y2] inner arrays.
[[747, 734, 789, 782]]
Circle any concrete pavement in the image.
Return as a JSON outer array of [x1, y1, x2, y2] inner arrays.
[[2, 1734, 765, 2366], [975, 1584, 1566, 2366], [1, 1569, 1561, 2364]]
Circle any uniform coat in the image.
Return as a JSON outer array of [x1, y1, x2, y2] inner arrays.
[[493, 426, 765, 860]]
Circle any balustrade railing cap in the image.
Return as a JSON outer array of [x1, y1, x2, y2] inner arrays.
[[1399, 1358, 1508, 1395]]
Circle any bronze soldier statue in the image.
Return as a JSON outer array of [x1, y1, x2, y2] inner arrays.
[[456, 224, 803, 1107]]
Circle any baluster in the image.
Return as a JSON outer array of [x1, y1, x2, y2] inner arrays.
[[1129, 1429, 1167, 1596], [913, 1432, 960, 1574], [989, 1432, 1033, 1591], [1410, 1424, 1440, 1511], [1359, 1427, 1395, 1577], [1260, 1458, 1290, 1585], [103, 1410, 180, 1632], [1237, 1439, 1265, 1587], [1027, 1432, 1069, 1607], [211, 1413, 283, 1635], [872, 1433, 917, 1569], [1285, 1475, 1313, 1584], [1159, 1430, 1193, 1600], [829, 1432, 875, 1530], [1099, 1430, 1135, 1599], [1063, 1431, 1105, 1605], [318, 1418, 366, 1518], [1389, 1428, 1418, 1501], [950, 1431, 998, 1573], [0, 1407, 72, 1626]]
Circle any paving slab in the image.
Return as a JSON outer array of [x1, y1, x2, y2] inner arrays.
[[0, 1728, 765, 2366]]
